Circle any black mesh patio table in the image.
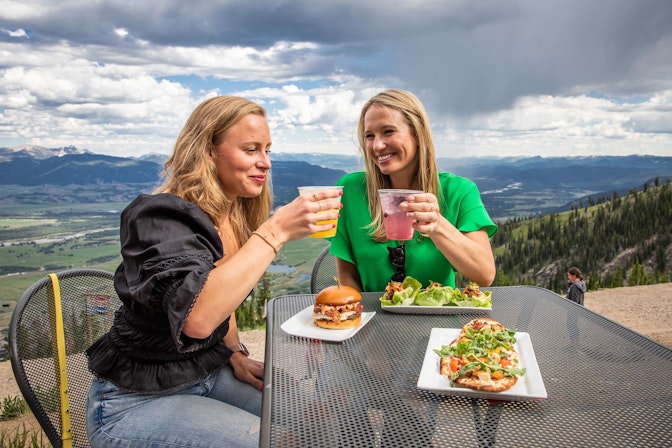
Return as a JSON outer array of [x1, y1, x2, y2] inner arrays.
[[260, 286, 672, 447]]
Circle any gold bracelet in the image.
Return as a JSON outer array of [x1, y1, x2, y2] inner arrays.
[[252, 231, 279, 255]]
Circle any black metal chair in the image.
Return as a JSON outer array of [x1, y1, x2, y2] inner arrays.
[[9, 269, 121, 448], [310, 243, 338, 294]]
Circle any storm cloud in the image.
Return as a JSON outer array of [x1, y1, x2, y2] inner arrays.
[[1, 0, 671, 157]]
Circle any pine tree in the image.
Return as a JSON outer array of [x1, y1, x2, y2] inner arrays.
[[491, 181, 672, 292]]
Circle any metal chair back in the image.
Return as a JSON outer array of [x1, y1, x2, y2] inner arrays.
[[310, 243, 338, 293], [9, 269, 120, 448]]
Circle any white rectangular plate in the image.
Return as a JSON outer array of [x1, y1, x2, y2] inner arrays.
[[417, 328, 547, 401], [382, 304, 491, 314], [281, 306, 376, 342]]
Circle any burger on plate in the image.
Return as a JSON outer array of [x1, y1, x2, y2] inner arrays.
[[313, 284, 364, 329]]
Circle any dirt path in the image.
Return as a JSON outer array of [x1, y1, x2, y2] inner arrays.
[[583, 282, 672, 348]]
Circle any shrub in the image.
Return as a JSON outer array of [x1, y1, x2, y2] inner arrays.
[[0, 396, 27, 421]]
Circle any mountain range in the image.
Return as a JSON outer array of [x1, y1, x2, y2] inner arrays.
[[1, 144, 671, 219]]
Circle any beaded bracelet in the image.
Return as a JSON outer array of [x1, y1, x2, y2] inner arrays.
[[252, 231, 279, 255]]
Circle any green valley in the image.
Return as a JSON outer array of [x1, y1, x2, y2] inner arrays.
[[1, 180, 671, 345]]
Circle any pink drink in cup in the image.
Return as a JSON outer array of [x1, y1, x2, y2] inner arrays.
[[378, 189, 423, 241]]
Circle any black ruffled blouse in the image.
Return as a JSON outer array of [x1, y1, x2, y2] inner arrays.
[[86, 193, 233, 393]]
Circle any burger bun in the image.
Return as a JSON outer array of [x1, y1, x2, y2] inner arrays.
[[315, 284, 362, 306], [313, 284, 363, 330]]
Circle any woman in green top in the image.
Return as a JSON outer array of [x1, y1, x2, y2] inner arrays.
[[330, 89, 497, 292]]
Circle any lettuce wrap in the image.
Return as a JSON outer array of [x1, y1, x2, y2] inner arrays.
[[380, 277, 492, 308]]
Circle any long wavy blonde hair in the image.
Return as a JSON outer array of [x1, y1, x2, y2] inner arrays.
[[155, 96, 272, 243], [358, 89, 441, 242]]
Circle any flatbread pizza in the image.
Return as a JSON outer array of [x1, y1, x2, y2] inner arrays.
[[435, 318, 526, 392]]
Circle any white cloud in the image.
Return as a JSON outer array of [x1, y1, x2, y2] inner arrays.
[[429, 92, 672, 158], [0, 0, 671, 158], [1, 28, 29, 38], [0, 1, 44, 20]]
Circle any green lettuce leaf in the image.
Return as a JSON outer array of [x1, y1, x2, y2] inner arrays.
[[414, 285, 455, 306], [380, 276, 492, 308], [380, 285, 417, 306], [402, 276, 422, 292]]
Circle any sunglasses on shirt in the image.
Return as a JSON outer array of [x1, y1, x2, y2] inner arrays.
[[387, 243, 405, 282]]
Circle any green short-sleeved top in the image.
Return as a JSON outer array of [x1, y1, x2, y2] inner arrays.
[[330, 171, 497, 292]]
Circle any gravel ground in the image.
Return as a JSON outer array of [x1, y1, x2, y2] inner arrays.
[[582, 282, 672, 348], [240, 329, 266, 361]]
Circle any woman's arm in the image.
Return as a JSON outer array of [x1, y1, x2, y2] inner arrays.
[[427, 225, 496, 286], [223, 313, 264, 391], [404, 193, 496, 287], [336, 257, 362, 291], [183, 190, 343, 338], [183, 223, 285, 339]]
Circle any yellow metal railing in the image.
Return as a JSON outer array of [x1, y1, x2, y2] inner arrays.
[[48, 273, 73, 448]]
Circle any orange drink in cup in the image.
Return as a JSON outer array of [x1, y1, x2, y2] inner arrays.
[[378, 189, 423, 241], [297, 186, 344, 238]]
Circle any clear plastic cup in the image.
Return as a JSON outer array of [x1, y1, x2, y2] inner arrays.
[[378, 189, 423, 241], [297, 186, 344, 238]]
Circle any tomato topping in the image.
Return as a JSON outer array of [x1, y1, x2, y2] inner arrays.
[[450, 357, 459, 373]]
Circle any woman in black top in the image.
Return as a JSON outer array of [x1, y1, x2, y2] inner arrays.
[[85, 96, 342, 447]]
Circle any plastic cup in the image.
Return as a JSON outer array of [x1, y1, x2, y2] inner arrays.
[[378, 189, 423, 241], [297, 186, 344, 238]]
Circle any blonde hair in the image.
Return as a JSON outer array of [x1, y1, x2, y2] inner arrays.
[[155, 96, 272, 243], [357, 89, 441, 241]]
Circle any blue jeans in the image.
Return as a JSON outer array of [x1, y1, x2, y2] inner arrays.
[[86, 365, 261, 447]]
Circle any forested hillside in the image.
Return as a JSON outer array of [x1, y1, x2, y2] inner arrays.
[[491, 179, 672, 294]]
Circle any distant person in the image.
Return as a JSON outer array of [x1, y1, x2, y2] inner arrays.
[[330, 88, 497, 291], [566, 266, 586, 305], [85, 95, 342, 448]]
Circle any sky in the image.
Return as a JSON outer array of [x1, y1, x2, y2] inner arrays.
[[1, 0, 671, 159]]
